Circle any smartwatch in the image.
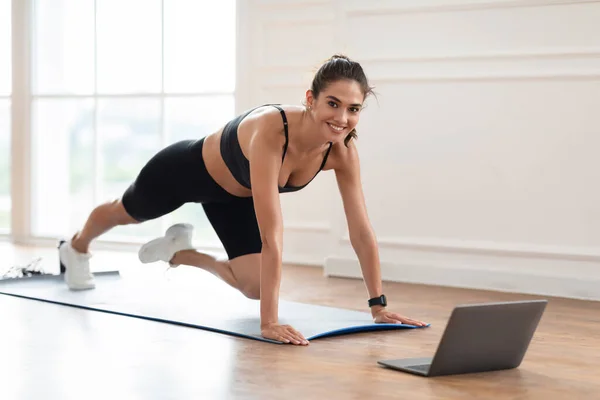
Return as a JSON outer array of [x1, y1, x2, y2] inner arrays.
[[368, 294, 387, 308]]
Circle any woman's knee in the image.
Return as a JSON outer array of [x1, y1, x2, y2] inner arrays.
[[95, 199, 139, 226], [115, 200, 141, 225], [229, 253, 261, 300], [241, 285, 261, 300]]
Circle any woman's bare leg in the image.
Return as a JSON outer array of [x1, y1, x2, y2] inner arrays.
[[170, 251, 261, 299], [71, 199, 139, 253], [61, 198, 139, 290]]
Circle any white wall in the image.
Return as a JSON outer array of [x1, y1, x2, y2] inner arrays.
[[237, 0, 600, 300]]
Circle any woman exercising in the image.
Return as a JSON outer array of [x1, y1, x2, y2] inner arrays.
[[59, 54, 427, 345]]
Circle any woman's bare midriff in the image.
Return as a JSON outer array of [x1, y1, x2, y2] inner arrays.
[[202, 128, 253, 198]]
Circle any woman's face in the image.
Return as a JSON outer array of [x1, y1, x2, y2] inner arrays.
[[307, 79, 364, 144]]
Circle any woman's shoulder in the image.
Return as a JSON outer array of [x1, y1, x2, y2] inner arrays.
[[241, 104, 303, 122], [242, 104, 304, 140], [239, 105, 296, 156]]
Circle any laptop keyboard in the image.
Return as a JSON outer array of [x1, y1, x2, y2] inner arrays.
[[409, 364, 430, 372]]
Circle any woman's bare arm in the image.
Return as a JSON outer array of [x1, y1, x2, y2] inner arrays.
[[247, 112, 309, 345], [333, 141, 427, 326], [333, 142, 383, 307]]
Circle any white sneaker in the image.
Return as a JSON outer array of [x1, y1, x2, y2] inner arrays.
[[59, 240, 95, 290], [138, 223, 195, 267]]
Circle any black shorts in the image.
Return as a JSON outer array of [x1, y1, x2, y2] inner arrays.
[[121, 138, 262, 260]]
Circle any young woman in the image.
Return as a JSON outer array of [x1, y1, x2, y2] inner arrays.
[[59, 55, 427, 346]]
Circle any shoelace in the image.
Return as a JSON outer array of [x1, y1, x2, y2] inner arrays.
[[1, 257, 46, 279], [162, 264, 179, 280]]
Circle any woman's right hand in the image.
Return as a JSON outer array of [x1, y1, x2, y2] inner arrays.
[[261, 322, 309, 345]]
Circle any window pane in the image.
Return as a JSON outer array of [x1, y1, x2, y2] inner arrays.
[[0, 0, 10, 95], [164, 0, 235, 93], [0, 100, 9, 230], [164, 95, 234, 244], [165, 95, 234, 144], [97, 98, 163, 240], [32, 0, 94, 95], [97, 0, 161, 93], [31, 99, 95, 237], [0, 0, 9, 231]]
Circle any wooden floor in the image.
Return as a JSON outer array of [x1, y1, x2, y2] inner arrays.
[[1, 242, 600, 400]]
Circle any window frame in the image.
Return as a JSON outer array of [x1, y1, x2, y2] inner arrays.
[[6, 0, 238, 250], [0, 0, 10, 234]]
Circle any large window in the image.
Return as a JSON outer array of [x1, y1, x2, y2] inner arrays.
[[30, 0, 236, 244], [0, 0, 10, 232]]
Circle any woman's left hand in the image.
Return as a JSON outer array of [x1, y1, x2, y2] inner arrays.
[[372, 308, 428, 327]]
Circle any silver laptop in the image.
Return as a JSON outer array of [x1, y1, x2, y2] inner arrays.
[[378, 299, 547, 377]]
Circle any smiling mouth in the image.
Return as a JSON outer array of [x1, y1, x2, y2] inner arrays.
[[327, 122, 346, 132]]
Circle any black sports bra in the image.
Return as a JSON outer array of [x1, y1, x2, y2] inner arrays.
[[220, 104, 332, 193]]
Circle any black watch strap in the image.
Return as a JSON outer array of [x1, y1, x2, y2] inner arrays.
[[368, 294, 387, 307]]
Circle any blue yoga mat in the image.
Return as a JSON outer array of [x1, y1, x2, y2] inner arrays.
[[0, 271, 428, 343]]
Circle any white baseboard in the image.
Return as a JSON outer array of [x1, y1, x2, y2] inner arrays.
[[324, 256, 600, 301], [5, 234, 324, 268]]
